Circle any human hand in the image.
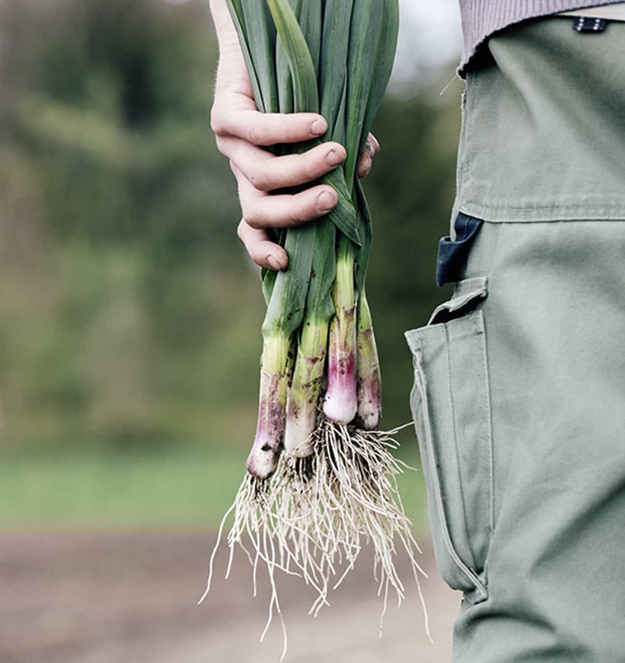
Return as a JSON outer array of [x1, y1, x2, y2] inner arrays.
[[209, 1, 380, 271], [232, 132, 379, 271]]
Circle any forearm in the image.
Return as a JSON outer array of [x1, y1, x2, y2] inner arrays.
[[209, 0, 236, 46], [209, 0, 251, 96]]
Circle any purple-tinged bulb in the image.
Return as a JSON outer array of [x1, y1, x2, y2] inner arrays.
[[323, 311, 358, 424], [246, 370, 287, 479], [355, 327, 382, 430], [356, 375, 381, 430]]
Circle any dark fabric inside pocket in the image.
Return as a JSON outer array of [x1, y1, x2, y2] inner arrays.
[[436, 213, 484, 287]]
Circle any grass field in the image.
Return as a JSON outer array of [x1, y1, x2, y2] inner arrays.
[[0, 447, 428, 533]]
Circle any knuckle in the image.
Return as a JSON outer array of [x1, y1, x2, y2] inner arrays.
[[245, 216, 263, 231], [215, 135, 227, 154], [302, 154, 322, 181], [291, 196, 313, 225], [210, 106, 226, 136], [243, 207, 264, 230], [236, 220, 247, 242], [248, 247, 265, 266], [283, 122, 298, 143], [250, 166, 274, 192], [248, 123, 267, 147]]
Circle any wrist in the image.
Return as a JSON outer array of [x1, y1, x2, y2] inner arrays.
[[209, 0, 238, 46], [209, 0, 246, 73]]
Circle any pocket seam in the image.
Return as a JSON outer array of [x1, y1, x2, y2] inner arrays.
[[465, 313, 494, 573], [481, 317, 496, 546], [428, 276, 489, 326], [411, 327, 489, 603], [446, 320, 480, 575]]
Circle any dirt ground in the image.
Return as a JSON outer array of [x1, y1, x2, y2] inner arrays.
[[0, 531, 460, 663]]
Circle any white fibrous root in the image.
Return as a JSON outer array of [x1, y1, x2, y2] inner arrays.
[[201, 422, 430, 660]]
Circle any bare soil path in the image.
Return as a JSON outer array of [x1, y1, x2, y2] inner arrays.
[[0, 531, 459, 663]]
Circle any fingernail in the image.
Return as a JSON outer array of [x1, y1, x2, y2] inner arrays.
[[311, 118, 327, 136], [318, 190, 337, 212], [267, 254, 283, 271], [326, 148, 345, 167]]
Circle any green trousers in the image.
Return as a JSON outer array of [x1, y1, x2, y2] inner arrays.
[[408, 221, 625, 661], [406, 16, 625, 663]]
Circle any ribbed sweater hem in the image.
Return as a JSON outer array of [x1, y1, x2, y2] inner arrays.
[[458, 0, 623, 75]]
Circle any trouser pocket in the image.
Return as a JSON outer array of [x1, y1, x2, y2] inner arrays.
[[405, 276, 493, 604]]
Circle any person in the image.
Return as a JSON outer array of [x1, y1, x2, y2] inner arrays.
[[208, 1, 625, 660]]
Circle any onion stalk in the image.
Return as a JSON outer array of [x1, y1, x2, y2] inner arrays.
[[356, 291, 382, 430]]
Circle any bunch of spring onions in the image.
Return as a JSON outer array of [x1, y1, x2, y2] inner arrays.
[[202, 0, 428, 655]]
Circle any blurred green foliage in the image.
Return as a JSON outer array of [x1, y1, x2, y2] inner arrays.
[[0, 446, 428, 531], [0, 0, 460, 454]]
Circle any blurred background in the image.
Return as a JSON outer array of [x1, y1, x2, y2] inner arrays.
[[0, 0, 464, 660]]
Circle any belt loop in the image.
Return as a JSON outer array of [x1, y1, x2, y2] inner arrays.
[[573, 16, 608, 33]]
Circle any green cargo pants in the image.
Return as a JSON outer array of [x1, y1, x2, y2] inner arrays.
[[406, 16, 625, 663]]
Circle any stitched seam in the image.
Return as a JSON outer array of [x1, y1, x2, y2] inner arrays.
[[448, 324, 478, 573], [415, 331, 487, 599], [462, 199, 625, 213], [480, 316, 496, 543]]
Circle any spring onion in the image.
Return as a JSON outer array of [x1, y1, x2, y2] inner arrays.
[[201, 1, 428, 655]]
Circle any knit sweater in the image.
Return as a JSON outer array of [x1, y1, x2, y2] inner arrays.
[[459, 0, 622, 73]]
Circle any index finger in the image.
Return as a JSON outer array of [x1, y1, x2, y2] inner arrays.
[[212, 107, 328, 147]]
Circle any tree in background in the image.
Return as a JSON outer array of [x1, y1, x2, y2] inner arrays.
[[0, 0, 459, 453]]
